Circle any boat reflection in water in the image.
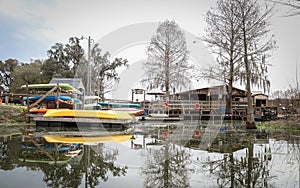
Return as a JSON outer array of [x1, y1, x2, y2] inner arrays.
[[0, 120, 299, 187], [18, 129, 134, 188], [20, 136, 82, 164]]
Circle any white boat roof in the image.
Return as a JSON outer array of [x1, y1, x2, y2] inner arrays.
[[84, 96, 101, 100]]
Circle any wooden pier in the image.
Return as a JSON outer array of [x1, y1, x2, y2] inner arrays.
[[145, 100, 253, 121]]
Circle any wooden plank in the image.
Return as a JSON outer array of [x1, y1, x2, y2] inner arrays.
[[28, 85, 58, 110]]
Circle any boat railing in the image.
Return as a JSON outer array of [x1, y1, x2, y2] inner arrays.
[[149, 100, 226, 109]]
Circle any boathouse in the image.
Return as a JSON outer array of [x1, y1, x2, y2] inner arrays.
[[146, 84, 275, 121], [175, 85, 246, 102], [174, 85, 247, 120]]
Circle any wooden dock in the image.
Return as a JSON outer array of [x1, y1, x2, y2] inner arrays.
[[145, 100, 249, 121]]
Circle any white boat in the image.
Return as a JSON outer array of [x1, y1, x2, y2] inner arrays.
[[84, 96, 101, 110]]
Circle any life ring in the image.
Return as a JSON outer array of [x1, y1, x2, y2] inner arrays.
[[194, 103, 200, 110], [163, 101, 168, 108], [193, 129, 201, 137], [162, 130, 169, 139]]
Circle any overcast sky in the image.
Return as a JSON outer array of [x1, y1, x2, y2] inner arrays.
[[0, 0, 300, 98]]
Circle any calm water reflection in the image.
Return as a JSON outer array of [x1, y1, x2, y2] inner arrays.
[[0, 121, 299, 188]]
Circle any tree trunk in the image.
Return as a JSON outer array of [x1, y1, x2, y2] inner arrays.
[[246, 137, 254, 188], [242, 19, 256, 129], [226, 27, 235, 116], [163, 143, 170, 188], [245, 54, 255, 128], [245, 84, 255, 129], [226, 87, 232, 115], [99, 78, 105, 101], [165, 48, 170, 97]]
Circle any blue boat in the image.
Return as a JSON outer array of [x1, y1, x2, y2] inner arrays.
[[21, 143, 73, 151], [23, 96, 81, 104], [98, 101, 141, 109]]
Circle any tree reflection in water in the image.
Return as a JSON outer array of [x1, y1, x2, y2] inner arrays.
[[82, 144, 127, 188], [0, 130, 299, 187], [142, 141, 192, 188], [41, 162, 82, 188], [40, 144, 127, 188], [199, 132, 275, 188], [0, 135, 128, 188], [0, 136, 20, 171]]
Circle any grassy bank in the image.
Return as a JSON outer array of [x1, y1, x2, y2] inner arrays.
[[257, 120, 300, 133]]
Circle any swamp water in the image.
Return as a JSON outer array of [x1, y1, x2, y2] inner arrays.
[[0, 121, 299, 188]]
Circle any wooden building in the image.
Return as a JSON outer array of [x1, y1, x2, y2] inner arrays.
[[146, 85, 276, 121], [252, 93, 268, 107]]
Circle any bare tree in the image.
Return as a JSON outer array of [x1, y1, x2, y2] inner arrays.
[[143, 20, 192, 96], [202, 0, 275, 128], [202, 0, 244, 115], [236, 0, 276, 128], [271, 0, 300, 16]]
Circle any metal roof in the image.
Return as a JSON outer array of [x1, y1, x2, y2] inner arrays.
[[49, 78, 85, 90]]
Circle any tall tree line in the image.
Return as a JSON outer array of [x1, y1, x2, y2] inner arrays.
[[0, 37, 128, 99]]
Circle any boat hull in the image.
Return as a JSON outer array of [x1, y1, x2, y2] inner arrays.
[[29, 108, 49, 114], [99, 102, 141, 109], [44, 109, 133, 120], [35, 116, 134, 131], [112, 108, 145, 116], [34, 109, 135, 131], [21, 83, 74, 91]]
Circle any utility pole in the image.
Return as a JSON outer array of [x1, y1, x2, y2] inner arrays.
[[81, 35, 93, 96], [87, 36, 91, 96]]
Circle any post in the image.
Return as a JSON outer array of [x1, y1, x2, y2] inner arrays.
[[26, 82, 29, 110], [131, 89, 134, 103], [56, 83, 60, 109], [25, 81, 30, 128], [87, 36, 92, 96], [143, 89, 146, 108]]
